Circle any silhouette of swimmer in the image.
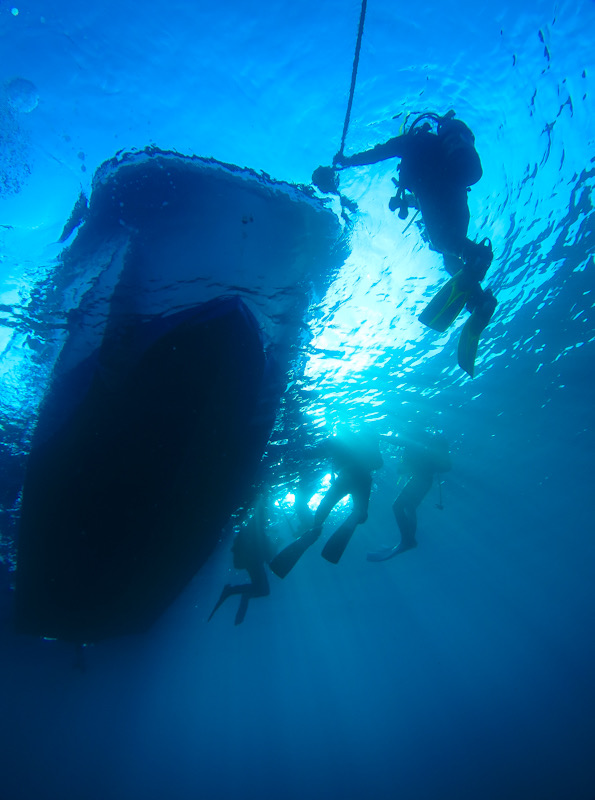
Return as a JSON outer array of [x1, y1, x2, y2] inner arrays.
[[334, 111, 489, 275], [269, 430, 383, 577], [334, 111, 497, 376], [209, 495, 273, 625], [368, 429, 451, 562]]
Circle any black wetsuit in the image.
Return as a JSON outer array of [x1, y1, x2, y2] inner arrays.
[[393, 436, 451, 547], [269, 433, 383, 575], [344, 127, 483, 261], [392, 469, 434, 547], [312, 436, 378, 528], [209, 501, 271, 625]]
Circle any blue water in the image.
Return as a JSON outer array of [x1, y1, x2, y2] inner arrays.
[[1, 0, 594, 798]]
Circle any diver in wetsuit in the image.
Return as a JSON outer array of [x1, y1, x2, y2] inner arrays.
[[269, 429, 383, 577], [368, 428, 451, 562], [209, 495, 272, 625], [333, 111, 497, 377]]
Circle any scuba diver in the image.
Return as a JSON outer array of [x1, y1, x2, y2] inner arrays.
[[367, 427, 451, 562], [208, 495, 273, 625], [332, 111, 497, 378], [269, 429, 383, 578]]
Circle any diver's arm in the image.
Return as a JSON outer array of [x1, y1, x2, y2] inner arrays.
[[335, 136, 407, 168]]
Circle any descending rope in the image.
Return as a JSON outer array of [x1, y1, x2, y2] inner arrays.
[[311, 0, 367, 203], [338, 0, 368, 157]]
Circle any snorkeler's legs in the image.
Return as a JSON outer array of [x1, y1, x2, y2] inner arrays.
[[312, 476, 351, 528], [321, 474, 372, 564], [269, 526, 322, 578], [208, 584, 235, 621], [392, 499, 418, 552], [209, 576, 270, 624], [392, 472, 433, 551], [321, 511, 360, 564], [293, 482, 316, 528], [461, 237, 493, 283], [442, 252, 463, 277], [235, 594, 250, 625]]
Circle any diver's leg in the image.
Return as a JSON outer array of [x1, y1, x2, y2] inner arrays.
[[313, 477, 349, 529], [269, 527, 321, 579], [269, 524, 324, 578], [270, 479, 350, 577], [461, 237, 493, 283], [392, 498, 418, 553], [235, 594, 250, 625], [351, 475, 372, 525], [392, 472, 433, 552], [442, 252, 464, 277], [320, 511, 360, 564], [209, 584, 249, 621], [293, 481, 315, 528], [321, 476, 371, 564], [249, 564, 270, 599], [233, 568, 271, 625]]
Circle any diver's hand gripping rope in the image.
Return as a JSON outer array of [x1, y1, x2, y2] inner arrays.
[[311, 0, 367, 201]]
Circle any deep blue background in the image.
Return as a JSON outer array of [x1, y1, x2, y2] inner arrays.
[[1, 1, 594, 798]]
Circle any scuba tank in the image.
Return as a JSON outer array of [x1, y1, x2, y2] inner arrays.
[[388, 110, 481, 214]]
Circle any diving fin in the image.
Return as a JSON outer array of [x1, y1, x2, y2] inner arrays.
[[208, 584, 233, 621], [419, 270, 476, 333], [367, 540, 418, 562], [269, 527, 321, 579], [234, 595, 249, 626], [320, 521, 357, 565], [457, 289, 497, 377], [366, 545, 400, 562]]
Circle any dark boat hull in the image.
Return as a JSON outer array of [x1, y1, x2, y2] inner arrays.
[[15, 296, 275, 642]]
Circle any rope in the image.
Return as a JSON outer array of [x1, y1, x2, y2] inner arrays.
[[338, 0, 368, 157]]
